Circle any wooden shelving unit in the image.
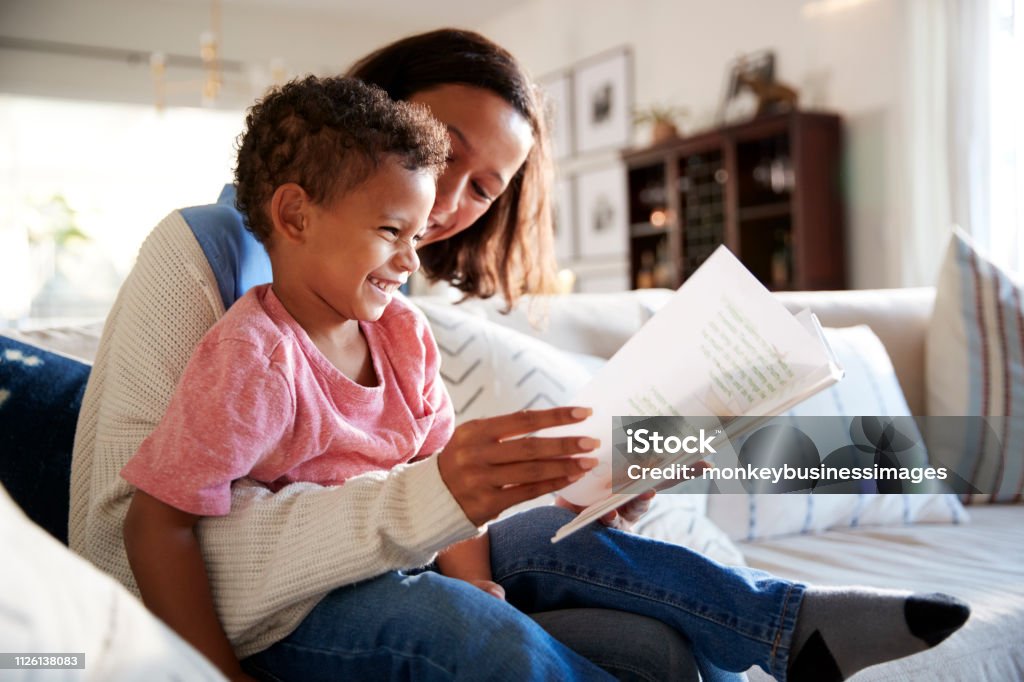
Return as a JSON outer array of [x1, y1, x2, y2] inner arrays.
[[623, 111, 846, 291]]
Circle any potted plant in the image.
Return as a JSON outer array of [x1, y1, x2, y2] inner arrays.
[[633, 105, 690, 145]]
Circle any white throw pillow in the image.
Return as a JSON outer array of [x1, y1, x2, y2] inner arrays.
[[927, 228, 1024, 504], [706, 325, 967, 542], [0, 486, 226, 681], [632, 494, 746, 565], [451, 289, 676, 359]]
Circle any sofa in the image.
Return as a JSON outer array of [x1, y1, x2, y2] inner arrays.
[[2, 284, 1022, 681], [419, 283, 1024, 682]]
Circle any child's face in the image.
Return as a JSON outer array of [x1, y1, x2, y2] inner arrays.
[[299, 157, 435, 323]]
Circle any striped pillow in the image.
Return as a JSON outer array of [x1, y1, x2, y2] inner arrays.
[[926, 228, 1024, 504]]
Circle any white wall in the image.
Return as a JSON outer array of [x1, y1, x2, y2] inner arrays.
[[0, 0, 924, 288], [478, 0, 917, 288], [0, 0, 427, 109]]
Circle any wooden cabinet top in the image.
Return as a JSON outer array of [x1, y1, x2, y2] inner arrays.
[[622, 110, 841, 166]]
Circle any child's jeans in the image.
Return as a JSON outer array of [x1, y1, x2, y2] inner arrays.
[[243, 506, 804, 681]]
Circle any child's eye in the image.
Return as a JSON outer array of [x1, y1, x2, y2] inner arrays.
[[378, 226, 400, 240]]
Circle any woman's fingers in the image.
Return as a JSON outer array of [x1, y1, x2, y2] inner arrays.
[[482, 435, 600, 465], [446, 473, 584, 525], [494, 476, 587, 510], [464, 406, 592, 441], [437, 406, 600, 525], [611, 490, 656, 527], [490, 456, 598, 486]]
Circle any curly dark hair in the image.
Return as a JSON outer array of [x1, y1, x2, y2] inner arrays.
[[234, 75, 450, 243]]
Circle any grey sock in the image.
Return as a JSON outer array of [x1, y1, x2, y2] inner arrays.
[[787, 587, 970, 682]]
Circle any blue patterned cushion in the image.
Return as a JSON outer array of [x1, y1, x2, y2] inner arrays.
[[707, 325, 967, 541], [0, 335, 90, 543], [927, 228, 1024, 503]]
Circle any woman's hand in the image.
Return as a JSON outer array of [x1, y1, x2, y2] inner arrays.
[[554, 460, 711, 532], [437, 406, 599, 526]]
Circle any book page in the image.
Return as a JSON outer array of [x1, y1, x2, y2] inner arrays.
[[550, 246, 841, 509]]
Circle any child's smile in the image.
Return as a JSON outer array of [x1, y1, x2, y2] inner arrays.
[[367, 274, 406, 297], [269, 156, 436, 334]]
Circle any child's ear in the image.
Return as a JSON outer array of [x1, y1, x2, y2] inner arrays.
[[269, 183, 309, 244]]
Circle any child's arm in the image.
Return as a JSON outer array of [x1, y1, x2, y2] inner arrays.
[[123, 490, 252, 681], [436, 532, 505, 599]]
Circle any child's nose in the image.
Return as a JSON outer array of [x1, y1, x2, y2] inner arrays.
[[395, 238, 420, 273]]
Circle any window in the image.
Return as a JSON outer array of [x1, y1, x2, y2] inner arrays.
[[989, 0, 1023, 272], [0, 96, 243, 324]]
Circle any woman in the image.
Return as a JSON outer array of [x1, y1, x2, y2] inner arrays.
[[70, 28, 704, 682]]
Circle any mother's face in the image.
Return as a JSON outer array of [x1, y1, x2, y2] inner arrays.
[[408, 84, 534, 247]]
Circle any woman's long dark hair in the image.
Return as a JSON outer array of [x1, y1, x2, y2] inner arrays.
[[347, 29, 558, 306]]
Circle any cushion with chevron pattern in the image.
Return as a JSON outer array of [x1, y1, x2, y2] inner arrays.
[[413, 298, 595, 425]]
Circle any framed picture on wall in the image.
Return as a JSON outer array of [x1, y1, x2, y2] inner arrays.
[[540, 72, 574, 160], [552, 176, 575, 262], [575, 163, 628, 259], [573, 47, 633, 154]]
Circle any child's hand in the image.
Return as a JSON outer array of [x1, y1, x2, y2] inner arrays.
[[468, 579, 506, 600]]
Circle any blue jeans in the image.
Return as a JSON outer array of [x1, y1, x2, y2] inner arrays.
[[491, 507, 802, 680], [243, 506, 802, 681]]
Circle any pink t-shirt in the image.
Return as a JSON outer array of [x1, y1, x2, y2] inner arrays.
[[121, 284, 454, 516]]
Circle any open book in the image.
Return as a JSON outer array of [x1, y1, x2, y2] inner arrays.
[[549, 246, 844, 542]]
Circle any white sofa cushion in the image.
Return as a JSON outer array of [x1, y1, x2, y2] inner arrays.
[[774, 288, 934, 416], [741, 505, 1024, 682], [927, 229, 1024, 504], [706, 326, 966, 542], [443, 289, 676, 359], [0, 485, 225, 681]]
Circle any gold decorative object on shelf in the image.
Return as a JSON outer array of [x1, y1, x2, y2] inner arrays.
[[737, 70, 799, 117], [718, 51, 800, 123]]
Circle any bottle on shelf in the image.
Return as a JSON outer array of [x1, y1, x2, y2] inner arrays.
[[652, 241, 673, 288], [770, 229, 792, 289], [636, 251, 656, 289]]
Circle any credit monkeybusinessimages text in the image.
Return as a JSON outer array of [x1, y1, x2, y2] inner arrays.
[[626, 462, 950, 485]]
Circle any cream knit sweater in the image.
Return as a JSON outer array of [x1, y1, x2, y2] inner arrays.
[[69, 211, 478, 657]]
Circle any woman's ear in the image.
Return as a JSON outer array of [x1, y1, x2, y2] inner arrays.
[[269, 183, 309, 245]]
